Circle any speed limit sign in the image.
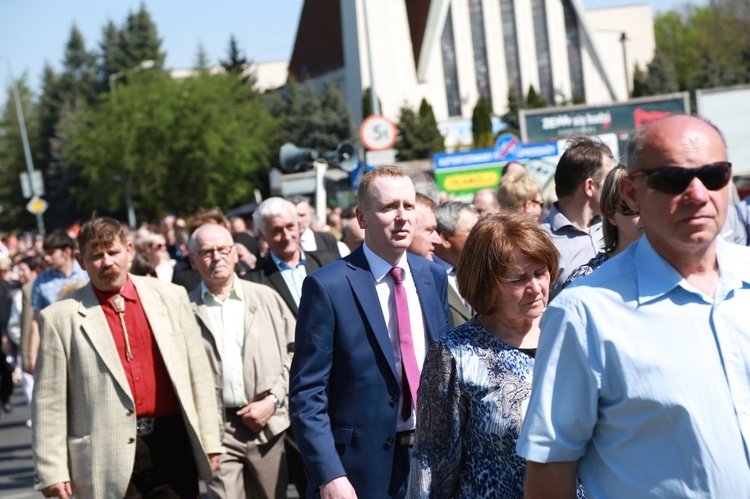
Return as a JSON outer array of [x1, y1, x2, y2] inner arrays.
[[359, 115, 398, 151]]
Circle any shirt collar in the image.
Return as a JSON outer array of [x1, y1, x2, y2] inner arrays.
[[635, 235, 750, 306], [200, 274, 244, 304], [92, 275, 136, 303], [270, 249, 306, 270], [545, 203, 602, 233], [362, 242, 410, 283]]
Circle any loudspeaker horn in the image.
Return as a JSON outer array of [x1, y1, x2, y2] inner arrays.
[[325, 142, 359, 173], [279, 143, 319, 173]]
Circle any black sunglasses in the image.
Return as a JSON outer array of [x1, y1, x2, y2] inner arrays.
[[628, 162, 732, 194], [618, 202, 639, 217]]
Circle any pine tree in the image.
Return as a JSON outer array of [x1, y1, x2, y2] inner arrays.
[[525, 85, 547, 109], [195, 42, 211, 70], [220, 35, 248, 74], [118, 3, 166, 71], [472, 97, 494, 149], [362, 87, 382, 118], [395, 99, 445, 160]]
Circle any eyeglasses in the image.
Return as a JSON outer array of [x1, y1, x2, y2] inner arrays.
[[628, 162, 732, 194], [618, 202, 639, 217], [196, 246, 233, 260]]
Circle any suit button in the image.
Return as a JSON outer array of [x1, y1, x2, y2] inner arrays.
[[387, 437, 394, 444], [389, 396, 398, 407], [128, 437, 135, 443]]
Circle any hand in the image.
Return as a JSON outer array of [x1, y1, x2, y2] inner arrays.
[[320, 476, 358, 499], [41, 482, 73, 498], [236, 397, 276, 433], [208, 453, 222, 471]]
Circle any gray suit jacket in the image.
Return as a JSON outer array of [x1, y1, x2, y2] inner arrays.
[[448, 284, 472, 328], [189, 279, 295, 444], [32, 275, 223, 499]]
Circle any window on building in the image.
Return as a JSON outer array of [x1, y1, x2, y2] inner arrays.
[[469, 0, 492, 110], [562, 0, 585, 100], [499, 0, 522, 97], [441, 6, 462, 117], [531, 0, 554, 104]]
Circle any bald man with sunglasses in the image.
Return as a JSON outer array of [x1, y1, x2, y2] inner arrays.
[[517, 115, 750, 498]]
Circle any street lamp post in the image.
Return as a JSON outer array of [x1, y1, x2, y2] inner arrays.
[[108, 59, 155, 228], [108, 59, 156, 93], [0, 56, 46, 236]]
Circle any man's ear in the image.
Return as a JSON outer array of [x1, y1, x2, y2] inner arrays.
[[438, 230, 452, 249], [355, 206, 367, 230], [74, 251, 84, 269], [620, 176, 640, 212], [583, 177, 596, 199]]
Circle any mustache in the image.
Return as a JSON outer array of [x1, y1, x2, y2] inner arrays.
[[99, 266, 120, 279]]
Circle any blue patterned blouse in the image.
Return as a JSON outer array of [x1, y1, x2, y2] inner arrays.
[[407, 317, 535, 498]]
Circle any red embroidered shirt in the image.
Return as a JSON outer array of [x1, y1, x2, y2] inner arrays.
[[93, 277, 179, 418]]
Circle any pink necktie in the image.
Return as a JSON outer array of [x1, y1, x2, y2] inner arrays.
[[390, 267, 420, 419]]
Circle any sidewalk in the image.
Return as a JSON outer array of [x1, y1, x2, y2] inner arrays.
[[0, 389, 36, 499]]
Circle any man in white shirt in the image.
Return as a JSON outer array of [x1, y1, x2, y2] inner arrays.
[[189, 223, 295, 499]]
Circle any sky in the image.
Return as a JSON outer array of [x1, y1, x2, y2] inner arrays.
[[0, 0, 705, 106]]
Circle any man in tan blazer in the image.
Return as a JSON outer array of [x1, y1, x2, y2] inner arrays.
[[189, 223, 295, 499], [32, 217, 223, 499]]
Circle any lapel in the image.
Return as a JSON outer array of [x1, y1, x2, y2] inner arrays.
[[408, 254, 441, 343], [262, 257, 298, 316], [76, 283, 133, 402], [239, 281, 260, 356], [448, 285, 471, 321], [346, 247, 398, 381], [131, 276, 183, 384], [190, 286, 220, 355]]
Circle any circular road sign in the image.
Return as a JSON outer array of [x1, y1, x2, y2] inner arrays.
[[359, 115, 398, 151]]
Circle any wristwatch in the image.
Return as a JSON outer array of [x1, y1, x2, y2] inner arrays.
[[267, 393, 283, 409]]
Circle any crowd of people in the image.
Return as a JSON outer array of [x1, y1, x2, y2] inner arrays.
[[1, 114, 749, 498]]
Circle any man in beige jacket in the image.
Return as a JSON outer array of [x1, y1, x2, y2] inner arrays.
[[32, 217, 222, 499], [189, 223, 295, 499]]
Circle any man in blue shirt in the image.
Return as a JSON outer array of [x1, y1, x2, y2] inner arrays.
[[517, 115, 750, 497], [28, 229, 89, 373]]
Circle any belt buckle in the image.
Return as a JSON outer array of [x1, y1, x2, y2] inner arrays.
[[397, 431, 415, 447], [136, 418, 155, 437]]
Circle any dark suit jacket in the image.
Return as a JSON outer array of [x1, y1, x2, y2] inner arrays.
[[312, 231, 340, 255], [289, 246, 450, 497], [243, 250, 339, 317]]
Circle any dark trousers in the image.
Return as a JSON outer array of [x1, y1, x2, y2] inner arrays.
[[0, 352, 13, 405], [124, 413, 199, 499]]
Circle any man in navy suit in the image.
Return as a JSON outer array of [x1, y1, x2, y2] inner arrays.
[[290, 166, 450, 498]]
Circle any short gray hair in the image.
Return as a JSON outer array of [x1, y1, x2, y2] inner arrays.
[[253, 197, 297, 235], [435, 201, 475, 234]]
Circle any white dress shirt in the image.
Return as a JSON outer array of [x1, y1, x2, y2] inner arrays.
[[200, 276, 248, 408], [362, 242, 427, 431]]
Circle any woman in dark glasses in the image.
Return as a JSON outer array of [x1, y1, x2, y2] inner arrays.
[[564, 165, 643, 287]]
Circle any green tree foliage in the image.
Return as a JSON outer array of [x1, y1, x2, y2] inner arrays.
[[362, 87, 382, 118], [651, 4, 750, 93], [525, 85, 547, 109], [472, 97, 494, 149], [194, 42, 211, 70], [0, 77, 40, 230], [632, 51, 679, 97], [276, 79, 354, 157], [220, 35, 248, 74], [500, 88, 523, 136], [65, 71, 278, 222], [396, 99, 445, 161], [117, 3, 166, 72]]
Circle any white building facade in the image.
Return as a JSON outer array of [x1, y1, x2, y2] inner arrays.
[[288, 0, 655, 146]]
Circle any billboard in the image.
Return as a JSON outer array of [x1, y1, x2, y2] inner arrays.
[[696, 85, 750, 175], [520, 93, 690, 146]]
